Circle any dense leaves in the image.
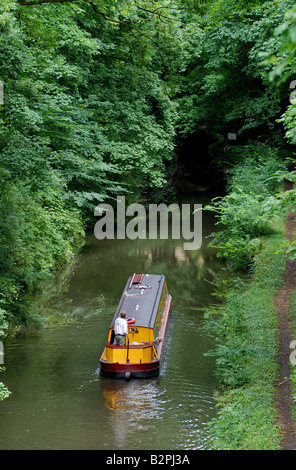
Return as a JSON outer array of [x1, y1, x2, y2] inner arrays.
[[1, 0, 296, 405], [0, 0, 187, 330], [177, 0, 294, 162], [204, 145, 286, 269]]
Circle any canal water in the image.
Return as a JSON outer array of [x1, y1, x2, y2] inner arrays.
[[0, 209, 223, 450]]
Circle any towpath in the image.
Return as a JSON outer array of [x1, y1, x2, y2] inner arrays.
[[274, 180, 296, 450]]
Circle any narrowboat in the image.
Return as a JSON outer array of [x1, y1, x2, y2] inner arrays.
[[100, 273, 172, 379]]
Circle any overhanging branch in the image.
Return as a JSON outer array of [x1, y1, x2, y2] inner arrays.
[[17, 0, 178, 24], [18, 0, 124, 23]]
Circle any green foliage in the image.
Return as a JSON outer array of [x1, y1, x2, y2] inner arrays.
[[0, 0, 195, 396], [206, 384, 281, 449], [174, 0, 295, 450], [177, 0, 293, 158], [0, 0, 192, 332], [265, 3, 296, 145], [0, 0, 185, 216], [0, 380, 11, 401], [204, 144, 287, 269], [0, 0, 204, 394], [272, 169, 296, 260], [204, 217, 286, 449], [0, 169, 84, 324], [269, 4, 296, 81]]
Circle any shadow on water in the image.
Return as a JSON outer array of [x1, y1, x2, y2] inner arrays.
[[0, 208, 224, 450]]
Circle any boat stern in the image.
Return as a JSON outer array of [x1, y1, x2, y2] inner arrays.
[[100, 342, 159, 379]]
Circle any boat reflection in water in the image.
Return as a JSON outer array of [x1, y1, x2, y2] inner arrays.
[[101, 377, 166, 449]]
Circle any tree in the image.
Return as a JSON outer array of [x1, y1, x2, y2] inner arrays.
[[0, 0, 196, 335], [177, 0, 293, 167]]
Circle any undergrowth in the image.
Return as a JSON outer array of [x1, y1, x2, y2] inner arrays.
[[205, 214, 286, 449], [203, 146, 289, 449]]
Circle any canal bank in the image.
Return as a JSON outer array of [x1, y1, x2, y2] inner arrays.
[[204, 213, 287, 449], [201, 153, 296, 449]]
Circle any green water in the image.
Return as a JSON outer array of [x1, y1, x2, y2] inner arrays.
[[0, 213, 223, 450]]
